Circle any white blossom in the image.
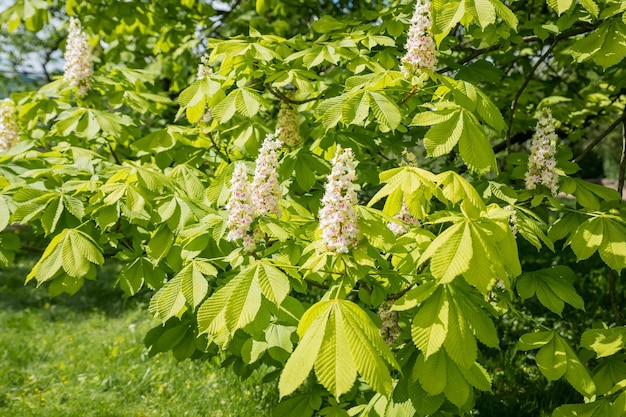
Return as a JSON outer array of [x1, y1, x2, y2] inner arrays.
[[251, 131, 283, 216], [388, 202, 420, 235], [226, 162, 255, 242], [525, 108, 559, 195], [318, 146, 359, 253], [0, 99, 18, 152], [401, 0, 437, 77], [64, 17, 93, 97]]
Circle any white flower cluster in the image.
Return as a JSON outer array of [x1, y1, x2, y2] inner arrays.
[[225, 131, 283, 251], [401, 0, 437, 77], [525, 108, 559, 195], [318, 146, 359, 253], [196, 55, 213, 123], [251, 131, 283, 216], [388, 202, 420, 235], [277, 102, 301, 147], [0, 99, 18, 152], [226, 162, 255, 243], [63, 17, 93, 97]]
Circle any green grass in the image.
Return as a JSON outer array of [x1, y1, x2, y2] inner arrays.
[[0, 255, 277, 417]]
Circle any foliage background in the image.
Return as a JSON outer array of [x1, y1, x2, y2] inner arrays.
[[1, 0, 626, 416]]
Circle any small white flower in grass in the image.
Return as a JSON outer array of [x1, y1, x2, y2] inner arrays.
[[0, 99, 18, 152], [401, 0, 437, 78], [64, 17, 93, 97], [319, 146, 359, 253], [525, 108, 559, 195], [277, 102, 301, 147], [388, 202, 420, 235], [251, 131, 283, 216], [226, 162, 255, 242]]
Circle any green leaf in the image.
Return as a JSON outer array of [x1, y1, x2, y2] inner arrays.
[[412, 287, 449, 358], [27, 229, 103, 286], [571, 21, 626, 68], [562, 337, 596, 398], [150, 260, 215, 322], [488, 0, 519, 29], [581, 328, 626, 359], [536, 337, 568, 381], [436, 171, 486, 213], [342, 90, 369, 126], [517, 330, 553, 351], [423, 109, 463, 157], [553, 402, 603, 417], [235, 88, 262, 118], [458, 112, 498, 175], [147, 224, 174, 263], [281, 300, 399, 398], [213, 90, 238, 123], [569, 216, 626, 272], [468, 0, 496, 29], [420, 222, 473, 283], [547, 0, 574, 15], [197, 261, 289, 342], [464, 362, 492, 392], [516, 266, 584, 316], [579, 0, 599, 17], [432, 0, 466, 41], [443, 299, 477, 368], [279, 302, 331, 398], [367, 91, 401, 131], [444, 356, 471, 407], [414, 350, 447, 395]]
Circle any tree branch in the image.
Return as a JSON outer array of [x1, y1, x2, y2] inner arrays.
[[438, 22, 598, 75], [266, 85, 323, 105], [573, 110, 626, 163], [505, 41, 557, 153]]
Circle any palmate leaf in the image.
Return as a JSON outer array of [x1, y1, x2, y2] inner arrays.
[[419, 208, 520, 293], [26, 228, 104, 285], [197, 261, 290, 343], [516, 266, 584, 316], [568, 216, 626, 272], [279, 299, 399, 399], [519, 330, 596, 399], [368, 166, 438, 217], [570, 21, 626, 68], [149, 258, 217, 323]]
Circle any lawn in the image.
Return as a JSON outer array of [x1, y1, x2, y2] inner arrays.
[[0, 255, 276, 417]]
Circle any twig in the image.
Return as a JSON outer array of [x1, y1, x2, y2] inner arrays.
[[573, 111, 626, 163], [398, 84, 418, 106], [505, 41, 557, 154], [387, 283, 416, 301], [266, 85, 322, 105], [438, 22, 597, 74]]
